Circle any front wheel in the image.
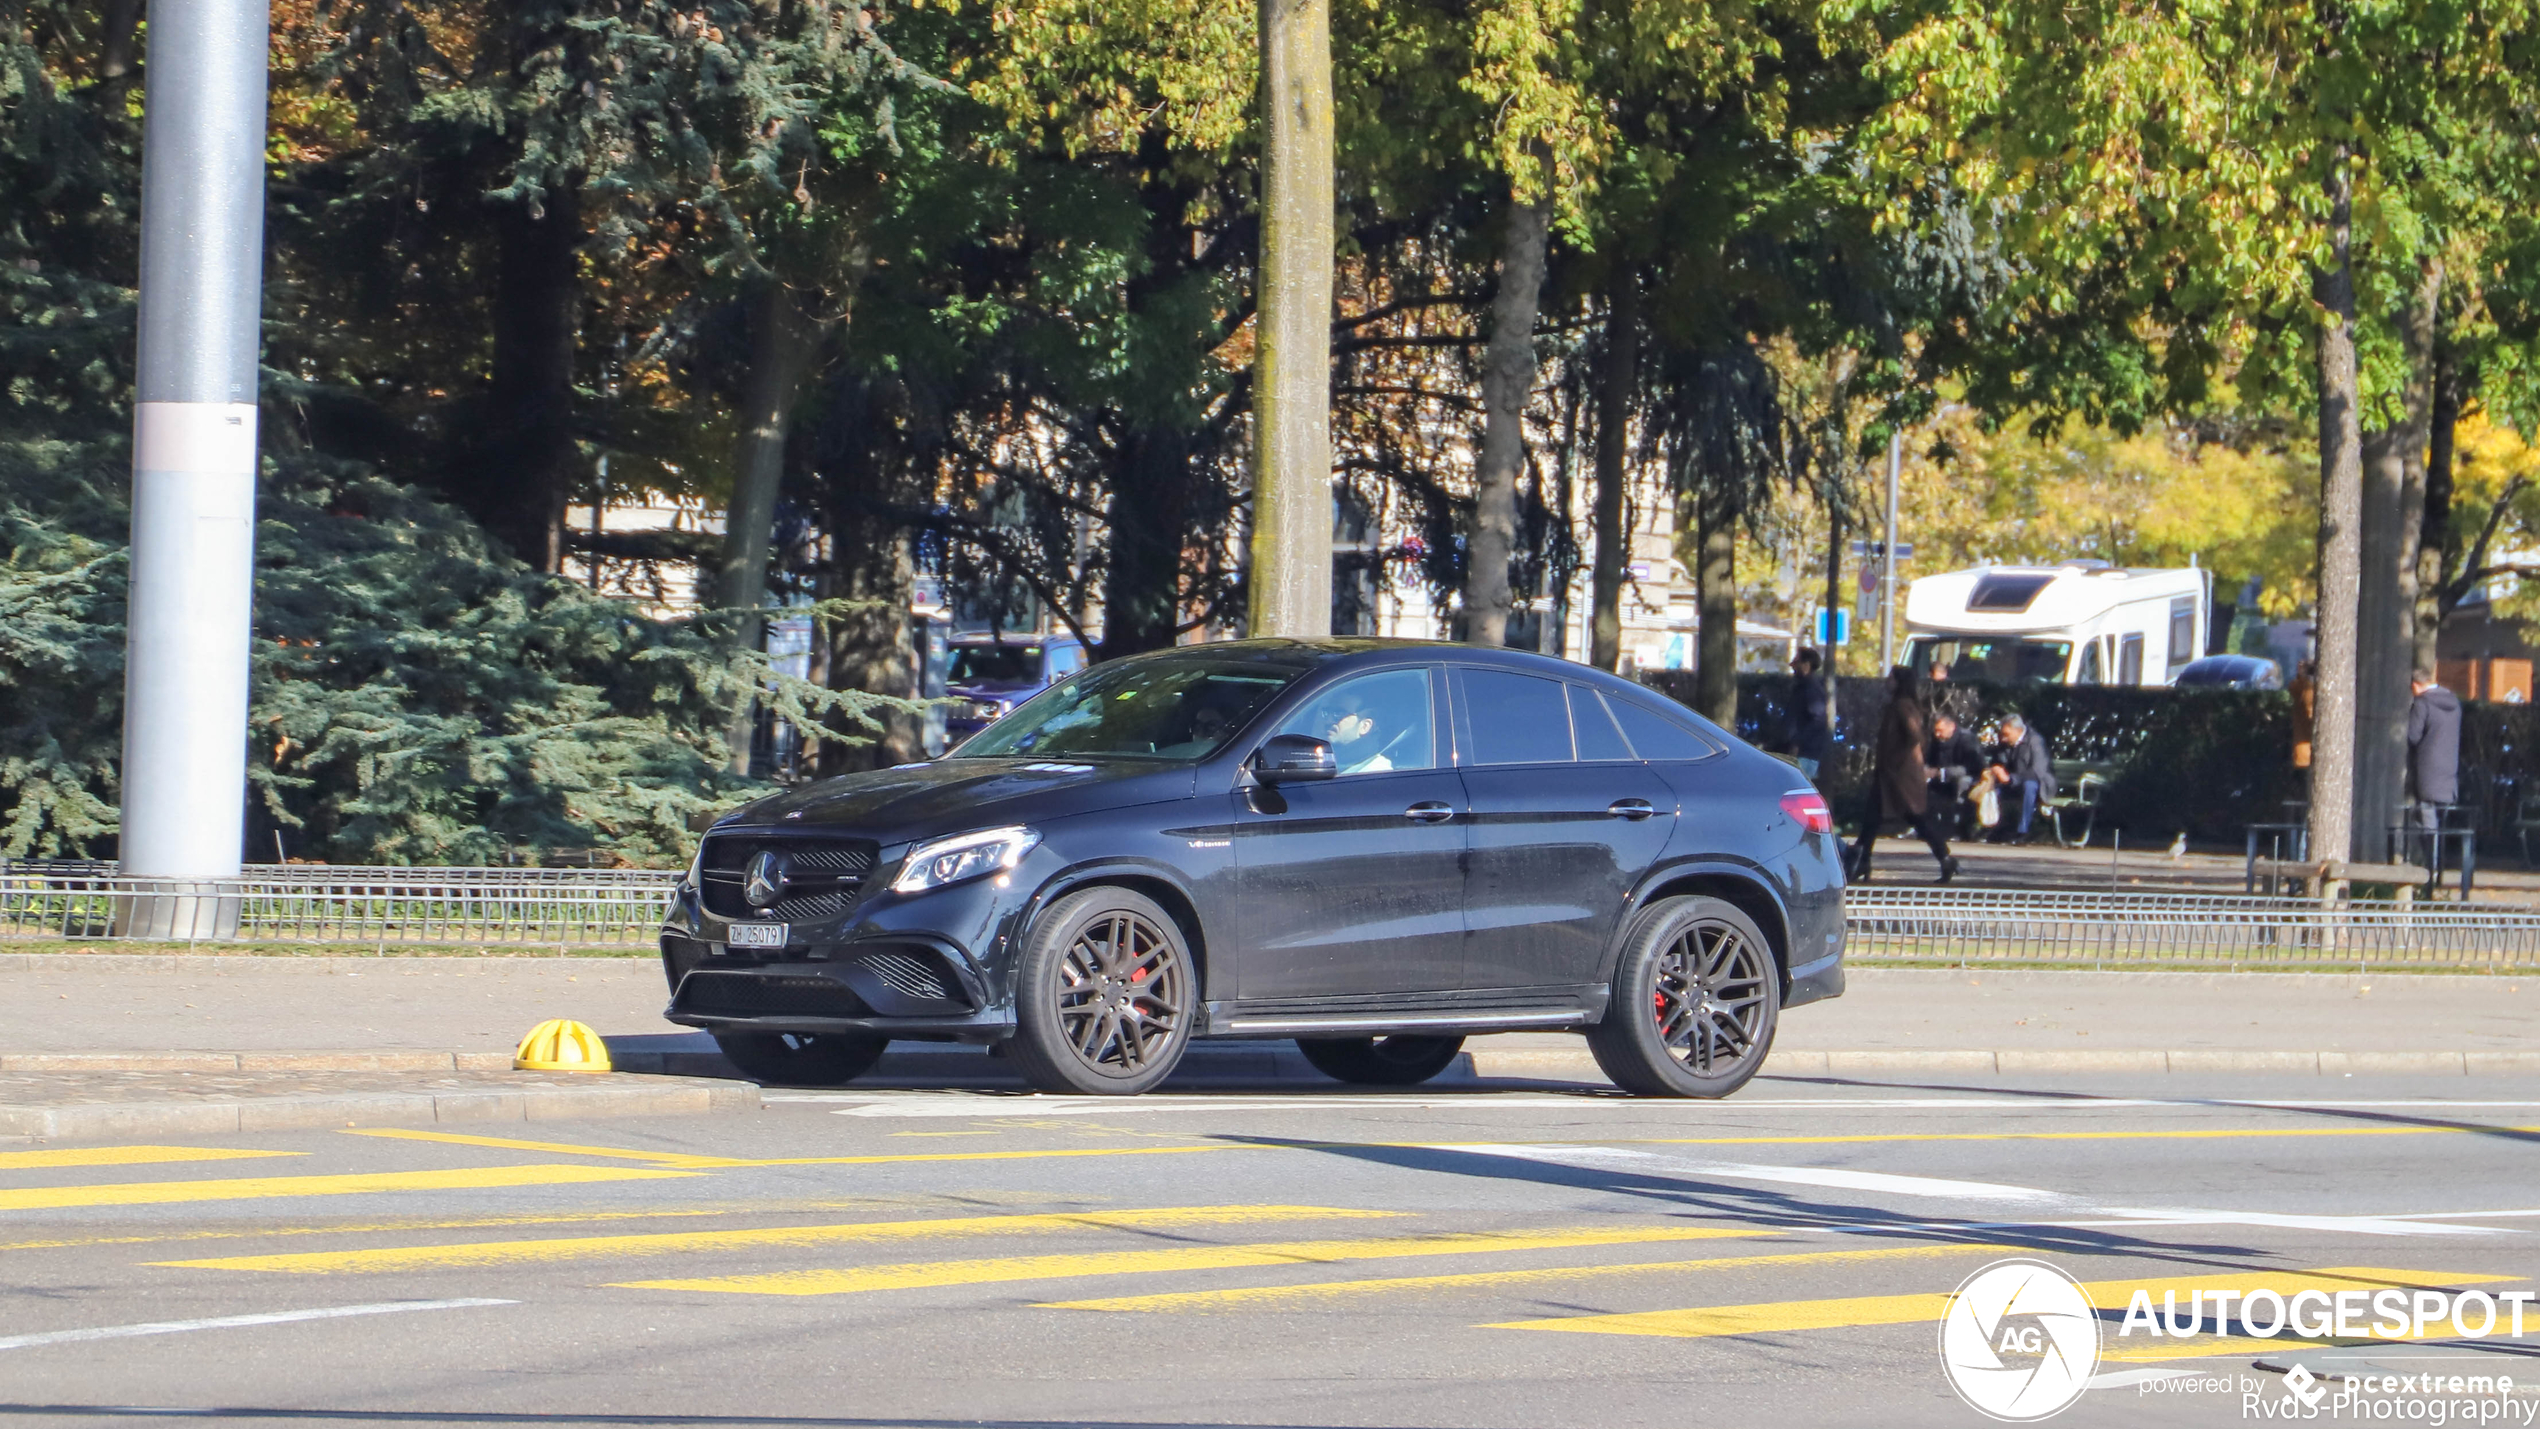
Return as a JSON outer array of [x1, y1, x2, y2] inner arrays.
[[1296, 1035, 1466, 1086], [1585, 896, 1780, 1098], [711, 1030, 888, 1086], [1008, 887, 1196, 1094]]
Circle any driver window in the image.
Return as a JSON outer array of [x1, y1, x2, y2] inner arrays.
[[1271, 669, 1436, 775]]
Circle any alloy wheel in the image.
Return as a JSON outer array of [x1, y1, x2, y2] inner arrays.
[[1649, 919, 1770, 1077], [1053, 908, 1189, 1075]]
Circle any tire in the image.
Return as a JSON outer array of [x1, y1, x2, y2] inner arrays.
[[1008, 887, 1197, 1095], [711, 1029, 888, 1086], [1295, 1035, 1467, 1086], [1585, 896, 1780, 1098]]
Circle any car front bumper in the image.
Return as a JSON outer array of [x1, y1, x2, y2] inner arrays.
[[657, 866, 1030, 1043]]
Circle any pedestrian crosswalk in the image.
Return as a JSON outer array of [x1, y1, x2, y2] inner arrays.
[[2, 1134, 2531, 1375]]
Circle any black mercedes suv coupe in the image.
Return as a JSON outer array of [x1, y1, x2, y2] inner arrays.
[[659, 638, 1845, 1097]]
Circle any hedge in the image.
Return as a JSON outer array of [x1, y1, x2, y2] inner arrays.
[[1639, 671, 2540, 850]]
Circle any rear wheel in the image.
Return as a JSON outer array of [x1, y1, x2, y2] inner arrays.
[[1295, 1035, 1466, 1086], [1009, 887, 1196, 1094], [711, 1030, 888, 1086], [1586, 896, 1780, 1098]]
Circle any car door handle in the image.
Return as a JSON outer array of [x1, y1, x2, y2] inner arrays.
[[1403, 801, 1456, 824], [1607, 798, 1657, 820]]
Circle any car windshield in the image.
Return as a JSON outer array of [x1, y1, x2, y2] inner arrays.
[[1910, 637, 2074, 683], [947, 645, 1039, 684], [952, 657, 1302, 761]]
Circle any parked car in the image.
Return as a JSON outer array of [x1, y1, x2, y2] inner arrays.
[[660, 638, 1847, 1097], [942, 634, 1089, 741], [2172, 654, 2284, 689]]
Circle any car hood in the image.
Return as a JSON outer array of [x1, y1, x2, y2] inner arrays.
[[712, 758, 1197, 846], [946, 679, 1036, 703]]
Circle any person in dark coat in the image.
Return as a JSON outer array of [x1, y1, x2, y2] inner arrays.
[[1847, 666, 1958, 882], [1786, 647, 1832, 780], [2407, 667, 2462, 833], [1979, 713, 2058, 840], [1925, 713, 1986, 835]]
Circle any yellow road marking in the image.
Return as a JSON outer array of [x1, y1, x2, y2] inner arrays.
[[0, 1164, 696, 1213], [0, 1208, 760, 1255], [1044, 1240, 2016, 1312], [345, 1129, 748, 1168], [619, 1225, 1760, 1297], [1491, 1266, 2525, 1339], [350, 1127, 1258, 1170], [157, 1206, 1399, 1274], [0, 1146, 303, 1171]]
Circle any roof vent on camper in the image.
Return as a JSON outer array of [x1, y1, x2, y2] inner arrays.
[[1967, 572, 2057, 612]]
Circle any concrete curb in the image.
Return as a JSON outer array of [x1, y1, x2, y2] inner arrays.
[[0, 1051, 521, 1073], [0, 1075, 759, 1140]]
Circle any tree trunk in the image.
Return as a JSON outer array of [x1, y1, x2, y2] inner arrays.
[[715, 278, 827, 773], [2353, 430, 2406, 861], [1466, 195, 1552, 647], [817, 513, 924, 775], [2417, 286, 2460, 673], [2308, 151, 2364, 867], [1589, 270, 1637, 671], [97, 0, 143, 102], [1101, 426, 1199, 660], [1249, 0, 1335, 638], [481, 190, 583, 571], [1694, 486, 1739, 725]]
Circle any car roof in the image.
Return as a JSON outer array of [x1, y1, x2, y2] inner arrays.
[[1115, 637, 1671, 701]]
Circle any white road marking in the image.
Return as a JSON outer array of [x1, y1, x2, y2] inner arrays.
[[2092, 1208, 2511, 1238], [774, 1091, 2540, 1116], [1433, 1144, 2060, 1201], [0, 1299, 515, 1352], [795, 1095, 1618, 1117]]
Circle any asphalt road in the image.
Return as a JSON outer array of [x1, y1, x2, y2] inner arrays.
[[5, 1073, 2540, 1429]]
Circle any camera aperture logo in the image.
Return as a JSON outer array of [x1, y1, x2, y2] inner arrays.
[[1940, 1259, 2103, 1421]]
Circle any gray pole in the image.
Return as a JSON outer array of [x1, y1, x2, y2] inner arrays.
[[1880, 429, 1900, 672], [119, 0, 270, 928]]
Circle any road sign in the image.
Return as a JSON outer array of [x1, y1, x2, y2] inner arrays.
[[1812, 608, 1851, 646]]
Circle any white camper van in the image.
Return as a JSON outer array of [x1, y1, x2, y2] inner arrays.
[[1902, 563, 2212, 686]]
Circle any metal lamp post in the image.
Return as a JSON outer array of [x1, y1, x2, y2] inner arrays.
[[117, 0, 271, 935]]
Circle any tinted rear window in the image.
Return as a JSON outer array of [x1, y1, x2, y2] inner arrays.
[[1608, 694, 1714, 761], [1461, 669, 1574, 764]]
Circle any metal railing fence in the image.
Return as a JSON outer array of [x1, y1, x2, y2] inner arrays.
[[1844, 887, 2540, 972], [8, 867, 2540, 969], [0, 868, 677, 947]]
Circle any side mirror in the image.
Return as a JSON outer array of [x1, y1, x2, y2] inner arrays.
[[1252, 733, 1338, 783]]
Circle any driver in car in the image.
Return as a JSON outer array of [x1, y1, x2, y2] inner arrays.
[[1311, 688, 1397, 774]]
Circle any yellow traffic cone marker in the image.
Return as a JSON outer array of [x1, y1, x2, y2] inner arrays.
[[513, 1019, 613, 1073]]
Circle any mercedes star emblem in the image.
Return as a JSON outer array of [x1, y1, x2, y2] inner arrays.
[[742, 849, 789, 910]]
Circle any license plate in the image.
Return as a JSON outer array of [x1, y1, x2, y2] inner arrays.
[[725, 922, 788, 949]]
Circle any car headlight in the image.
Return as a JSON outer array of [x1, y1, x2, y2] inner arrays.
[[957, 698, 1006, 723], [891, 826, 1041, 893]]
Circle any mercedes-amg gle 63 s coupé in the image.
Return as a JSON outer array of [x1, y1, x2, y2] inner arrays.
[[660, 639, 1845, 1097]]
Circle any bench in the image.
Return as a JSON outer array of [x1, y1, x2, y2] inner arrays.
[[2045, 759, 2114, 849], [2251, 859, 2434, 905]]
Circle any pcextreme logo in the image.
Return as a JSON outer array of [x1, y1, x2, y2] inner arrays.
[[1939, 1259, 2103, 1422]]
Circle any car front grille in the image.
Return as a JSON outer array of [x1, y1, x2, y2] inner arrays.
[[676, 971, 870, 1019], [698, 834, 877, 921]]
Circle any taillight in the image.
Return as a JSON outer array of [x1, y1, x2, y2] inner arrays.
[[1780, 790, 1833, 835]]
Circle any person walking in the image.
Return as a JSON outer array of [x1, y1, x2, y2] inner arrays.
[[1786, 647, 1832, 781], [2407, 666, 2462, 845], [1848, 665, 1958, 883]]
